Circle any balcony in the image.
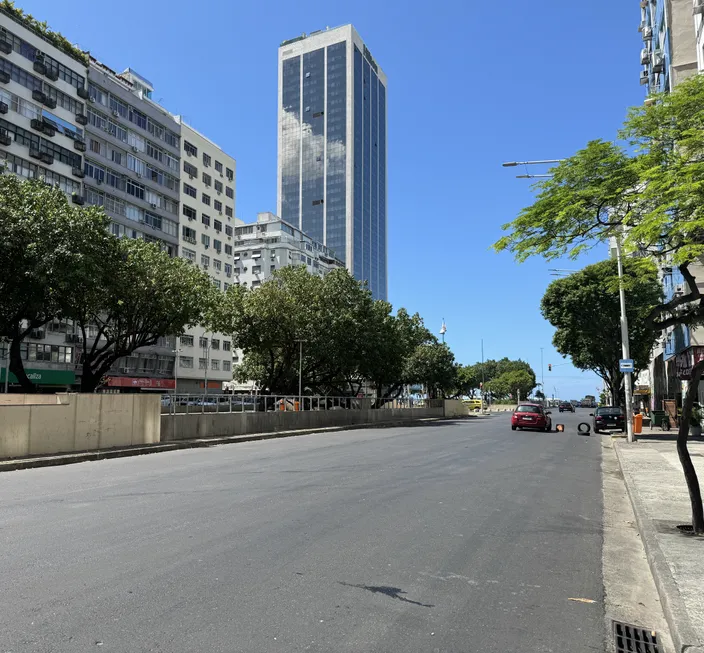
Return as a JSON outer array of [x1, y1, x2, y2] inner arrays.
[[0, 71, 10, 84], [75, 112, 88, 126]]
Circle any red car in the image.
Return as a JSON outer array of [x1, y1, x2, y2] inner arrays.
[[511, 404, 553, 432]]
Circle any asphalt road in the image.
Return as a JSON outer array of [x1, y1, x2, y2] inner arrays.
[[0, 410, 604, 652]]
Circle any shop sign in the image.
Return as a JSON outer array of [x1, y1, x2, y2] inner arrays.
[[0, 368, 75, 385], [675, 347, 704, 380], [106, 376, 175, 389]]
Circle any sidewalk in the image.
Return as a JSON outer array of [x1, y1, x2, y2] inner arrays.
[[615, 438, 704, 653]]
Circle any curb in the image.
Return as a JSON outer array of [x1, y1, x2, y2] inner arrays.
[[0, 416, 465, 473], [613, 442, 704, 653]]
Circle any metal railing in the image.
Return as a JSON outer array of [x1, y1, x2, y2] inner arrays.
[[161, 394, 367, 415]]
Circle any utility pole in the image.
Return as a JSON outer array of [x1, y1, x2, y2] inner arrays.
[[481, 339, 485, 413], [540, 347, 545, 406], [295, 339, 306, 407], [615, 233, 635, 443]]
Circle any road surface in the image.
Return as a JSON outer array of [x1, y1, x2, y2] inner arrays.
[[0, 410, 604, 652]]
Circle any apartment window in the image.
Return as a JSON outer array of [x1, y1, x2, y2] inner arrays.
[[181, 247, 196, 262], [202, 193, 211, 206], [126, 179, 145, 200], [215, 160, 223, 173], [225, 225, 233, 237], [225, 244, 233, 255], [183, 205, 196, 220], [223, 360, 231, 372], [201, 254, 210, 268], [270, 265, 276, 273], [182, 226, 197, 243], [180, 356, 194, 369], [89, 138, 102, 155], [224, 283, 230, 291], [213, 219, 223, 233], [214, 180, 223, 194], [183, 183, 197, 198], [214, 200, 222, 212], [252, 281, 261, 288], [202, 172, 211, 186], [180, 335, 194, 347], [213, 259, 222, 271], [213, 279, 221, 290], [211, 359, 220, 371], [199, 358, 207, 370], [199, 337, 209, 349], [224, 263, 232, 277], [109, 95, 128, 118], [184, 161, 198, 177], [223, 340, 232, 352], [226, 187, 234, 199], [211, 339, 220, 350], [201, 234, 210, 248], [202, 214, 211, 227], [233, 354, 240, 363], [214, 239, 222, 253], [226, 167, 234, 181], [129, 107, 147, 130], [203, 153, 211, 167], [225, 206, 233, 218], [252, 265, 261, 274], [184, 140, 198, 157]]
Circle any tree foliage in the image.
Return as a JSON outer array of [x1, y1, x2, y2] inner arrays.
[[541, 259, 662, 405], [403, 342, 457, 399]]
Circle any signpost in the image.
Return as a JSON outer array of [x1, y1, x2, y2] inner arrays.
[[619, 359, 634, 373]]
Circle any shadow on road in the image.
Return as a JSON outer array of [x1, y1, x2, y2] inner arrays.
[[337, 582, 434, 607]]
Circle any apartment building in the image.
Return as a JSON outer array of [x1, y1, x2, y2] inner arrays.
[[0, 7, 88, 390], [172, 117, 239, 394]]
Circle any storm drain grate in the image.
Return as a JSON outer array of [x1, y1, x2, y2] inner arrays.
[[613, 621, 659, 653]]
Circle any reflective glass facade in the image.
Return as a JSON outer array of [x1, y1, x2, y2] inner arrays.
[[281, 56, 301, 222]]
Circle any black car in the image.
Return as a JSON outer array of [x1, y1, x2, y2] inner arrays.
[[559, 402, 574, 413], [592, 406, 626, 433]]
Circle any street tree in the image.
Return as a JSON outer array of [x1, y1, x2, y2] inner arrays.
[[68, 238, 216, 392], [488, 369, 536, 403], [0, 175, 111, 391], [494, 73, 704, 532], [541, 259, 662, 405], [404, 342, 457, 399]]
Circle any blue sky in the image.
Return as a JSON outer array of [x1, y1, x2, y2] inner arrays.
[[24, 0, 642, 400]]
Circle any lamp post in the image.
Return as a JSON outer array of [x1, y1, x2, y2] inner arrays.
[[172, 348, 182, 397], [295, 339, 306, 407]]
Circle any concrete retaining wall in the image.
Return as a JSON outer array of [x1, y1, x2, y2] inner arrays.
[[0, 394, 161, 459], [161, 406, 445, 441]]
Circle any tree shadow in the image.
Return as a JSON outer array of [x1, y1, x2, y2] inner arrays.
[[337, 581, 434, 607]]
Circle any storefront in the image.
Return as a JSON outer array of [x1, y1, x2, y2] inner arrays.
[[104, 377, 175, 393], [0, 368, 76, 391], [674, 346, 704, 404]]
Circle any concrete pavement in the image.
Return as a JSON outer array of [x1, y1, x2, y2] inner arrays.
[[0, 411, 605, 652]]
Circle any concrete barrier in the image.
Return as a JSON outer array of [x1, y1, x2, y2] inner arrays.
[[0, 394, 160, 459], [161, 406, 445, 441]]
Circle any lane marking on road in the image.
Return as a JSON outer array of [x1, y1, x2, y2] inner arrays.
[[568, 597, 597, 604]]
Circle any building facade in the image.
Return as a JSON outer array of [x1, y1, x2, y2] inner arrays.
[[172, 118, 239, 394], [277, 25, 388, 300]]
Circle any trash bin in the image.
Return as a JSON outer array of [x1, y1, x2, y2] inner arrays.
[[633, 413, 643, 435], [651, 410, 666, 428]]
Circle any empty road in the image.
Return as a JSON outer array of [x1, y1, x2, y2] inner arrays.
[[0, 411, 604, 652]]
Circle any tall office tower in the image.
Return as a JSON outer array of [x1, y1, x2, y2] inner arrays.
[[277, 25, 388, 300]]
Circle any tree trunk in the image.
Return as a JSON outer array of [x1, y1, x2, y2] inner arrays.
[[678, 359, 704, 534], [80, 361, 102, 393], [9, 336, 35, 393]]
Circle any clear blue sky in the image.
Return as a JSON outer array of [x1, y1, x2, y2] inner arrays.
[[24, 0, 642, 400]]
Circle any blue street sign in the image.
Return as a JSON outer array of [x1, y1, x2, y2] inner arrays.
[[620, 359, 634, 373]]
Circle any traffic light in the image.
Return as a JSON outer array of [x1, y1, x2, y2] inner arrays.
[[548, 364, 552, 372]]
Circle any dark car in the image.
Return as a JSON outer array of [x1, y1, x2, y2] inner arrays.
[[511, 404, 552, 432], [559, 402, 575, 413], [592, 406, 626, 433]]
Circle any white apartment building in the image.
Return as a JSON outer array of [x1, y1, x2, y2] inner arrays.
[[172, 118, 239, 394]]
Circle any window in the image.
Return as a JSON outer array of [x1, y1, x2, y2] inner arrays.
[[203, 153, 211, 167], [214, 239, 222, 253], [201, 234, 210, 248], [225, 263, 232, 277], [226, 167, 234, 181], [214, 219, 222, 232], [202, 214, 211, 227], [181, 247, 196, 262], [202, 193, 211, 206], [252, 265, 261, 274], [211, 339, 220, 350], [225, 225, 233, 237], [184, 140, 198, 157], [225, 244, 232, 255], [213, 259, 222, 271], [225, 206, 233, 218], [182, 226, 197, 243], [199, 358, 207, 370], [515, 405, 543, 414], [144, 212, 162, 231], [252, 281, 261, 288], [214, 180, 223, 194], [129, 106, 147, 130], [211, 359, 220, 371], [224, 283, 230, 291], [180, 335, 194, 347], [90, 138, 103, 155], [183, 204, 197, 220], [184, 161, 198, 177], [199, 337, 209, 348], [109, 95, 128, 118], [270, 266, 276, 273], [223, 340, 231, 352], [214, 200, 222, 212], [181, 356, 194, 368], [125, 179, 145, 200], [201, 254, 210, 268], [183, 183, 197, 198], [226, 187, 234, 199], [233, 354, 240, 363], [202, 172, 211, 186], [223, 360, 231, 372], [215, 160, 223, 173], [128, 131, 146, 152]]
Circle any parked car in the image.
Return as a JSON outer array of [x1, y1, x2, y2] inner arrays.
[[559, 402, 574, 413], [592, 406, 625, 433], [511, 404, 552, 432]]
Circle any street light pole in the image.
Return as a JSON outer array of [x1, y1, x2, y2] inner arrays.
[[540, 347, 545, 406], [481, 339, 485, 413], [295, 339, 306, 406], [615, 233, 635, 443]]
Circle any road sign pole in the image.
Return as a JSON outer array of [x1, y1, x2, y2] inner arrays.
[[615, 233, 635, 443]]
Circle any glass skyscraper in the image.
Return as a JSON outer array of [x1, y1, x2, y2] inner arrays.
[[278, 25, 388, 300]]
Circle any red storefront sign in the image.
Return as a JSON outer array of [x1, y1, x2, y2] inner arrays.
[[675, 347, 704, 380], [106, 376, 176, 389]]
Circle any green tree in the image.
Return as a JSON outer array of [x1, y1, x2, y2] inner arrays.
[[494, 73, 704, 532], [488, 369, 536, 402], [0, 175, 111, 392], [404, 342, 457, 399], [68, 239, 216, 392], [452, 363, 483, 398], [541, 259, 662, 406]]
